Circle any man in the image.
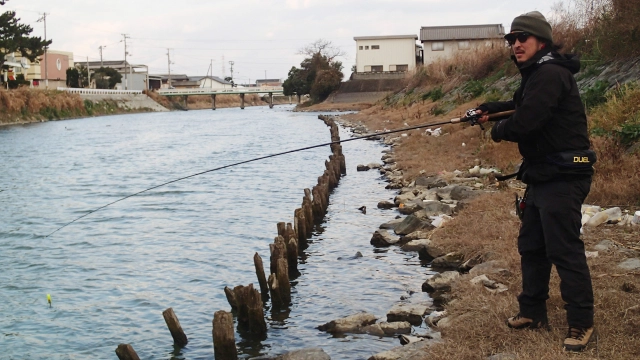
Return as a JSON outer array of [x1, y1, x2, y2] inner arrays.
[[475, 11, 596, 352]]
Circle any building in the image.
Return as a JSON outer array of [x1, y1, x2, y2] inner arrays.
[[84, 60, 149, 91], [420, 24, 505, 64], [150, 75, 233, 89], [4, 50, 74, 88], [353, 35, 421, 78]]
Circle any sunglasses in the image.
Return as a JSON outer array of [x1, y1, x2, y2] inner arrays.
[[504, 32, 532, 46]]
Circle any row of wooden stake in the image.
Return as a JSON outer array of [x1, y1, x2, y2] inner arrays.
[[115, 115, 346, 360]]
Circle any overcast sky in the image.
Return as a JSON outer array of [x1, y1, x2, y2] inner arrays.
[[7, 0, 562, 83]]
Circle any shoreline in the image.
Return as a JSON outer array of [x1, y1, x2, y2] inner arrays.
[[321, 98, 640, 359]]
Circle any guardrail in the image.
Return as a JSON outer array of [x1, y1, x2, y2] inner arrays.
[[57, 87, 144, 95], [156, 86, 284, 96]]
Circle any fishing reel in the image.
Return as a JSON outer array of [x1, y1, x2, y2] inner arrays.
[[463, 108, 485, 130]]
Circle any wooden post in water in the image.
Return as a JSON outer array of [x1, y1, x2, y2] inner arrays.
[[276, 257, 291, 304], [213, 310, 238, 360], [162, 308, 189, 347], [224, 286, 239, 309], [240, 93, 245, 110], [235, 284, 267, 335], [269, 92, 273, 109], [211, 94, 216, 110], [115, 344, 140, 360], [269, 236, 287, 275], [183, 95, 188, 110], [253, 253, 269, 299]]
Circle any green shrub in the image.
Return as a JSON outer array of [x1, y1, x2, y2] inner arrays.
[[430, 87, 444, 101], [464, 80, 485, 99], [582, 80, 609, 110]]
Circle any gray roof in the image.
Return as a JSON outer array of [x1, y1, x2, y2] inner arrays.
[[188, 75, 231, 84], [420, 24, 504, 41], [354, 34, 418, 41], [256, 79, 281, 83]]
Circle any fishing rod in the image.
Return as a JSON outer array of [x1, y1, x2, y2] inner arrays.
[[45, 110, 515, 237]]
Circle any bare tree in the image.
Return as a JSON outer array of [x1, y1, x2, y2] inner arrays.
[[297, 39, 345, 62]]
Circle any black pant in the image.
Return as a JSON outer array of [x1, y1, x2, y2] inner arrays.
[[517, 177, 594, 328]]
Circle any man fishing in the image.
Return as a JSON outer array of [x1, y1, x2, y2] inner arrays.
[[474, 11, 596, 352]]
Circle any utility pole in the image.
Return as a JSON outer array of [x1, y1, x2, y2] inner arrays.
[[229, 61, 234, 82], [98, 45, 106, 67], [122, 34, 130, 90], [167, 49, 173, 88], [37, 12, 49, 89], [210, 59, 214, 88], [86, 56, 91, 88]]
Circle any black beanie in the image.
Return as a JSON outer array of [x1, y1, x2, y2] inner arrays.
[[511, 11, 553, 43]]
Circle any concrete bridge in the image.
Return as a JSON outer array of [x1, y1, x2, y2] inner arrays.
[[156, 86, 285, 110]]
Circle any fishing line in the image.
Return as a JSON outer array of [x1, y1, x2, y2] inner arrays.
[[45, 115, 485, 238]]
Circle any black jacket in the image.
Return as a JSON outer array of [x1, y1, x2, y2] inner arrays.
[[479, 49, 593, 183]]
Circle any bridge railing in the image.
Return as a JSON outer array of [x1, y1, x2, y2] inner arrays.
[[57, 87, 144, 95], [156, 86, 284, 96]]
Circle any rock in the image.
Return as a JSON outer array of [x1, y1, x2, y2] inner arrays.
[[387, 303, 431, 325], [435, 316, 452, 328], [368, 163, 382, 169], [402, 230, 431, 241], [468, 260, 511, 277], [394, 192, 417, 206], [398, 202, 422, 215], [415, 175, 448, 188], [357, 164, 370, 172], [470, 274, 491, 285], [401, 239, 432, 252], [618, 258, 640, 271], [424, 310, 447, 328], [377, 200, 396, 209], [459, 255, 484, 272], [413, 201, 452, 217], [431, 214, 452, 228], [431, 252, 465, 270], [361, 321, 412, 336], [450, 185, 476, 201], [418, 245, 446, 262], [422, 271, 460, 293], [371, 229, 400, 247], [394, 215, 434, 235], [272, 348, 331, 360], [379, 218, 404, 230], [317, 312, 377, 333], [368, 339, 437, 360], [594, 239, 616, 252]]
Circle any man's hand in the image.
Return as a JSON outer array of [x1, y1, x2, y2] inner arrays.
[[475, 109, 489, 124]]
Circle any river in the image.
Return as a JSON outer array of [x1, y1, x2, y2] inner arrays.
[[0, 105, 430, 359]]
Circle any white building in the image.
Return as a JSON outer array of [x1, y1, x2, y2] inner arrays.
[[420, 24, 505, 64], [353, 35, 421, 74]]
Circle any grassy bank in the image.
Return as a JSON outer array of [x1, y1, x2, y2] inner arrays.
[[0, 88, 158, 126], [334, 1, 640, 358]]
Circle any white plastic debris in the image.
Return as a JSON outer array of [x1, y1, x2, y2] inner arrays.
[[633, 211, 640, 225], [479, 168, 500, 175], [585, 207, 622, 227], [581, 205, 601, 216], [468, 165, 480, 175], [430, 214, 453, 228], [425, 127, 442, 136], [462, 142, 466, 147], [585, 251, 599, 258]]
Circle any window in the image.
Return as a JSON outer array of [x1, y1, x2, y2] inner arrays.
[[371, 65, 383, 72], [431, 42, 444, 51], [371, 45, 380, 50], [395, 64, 409, 72], [359, 46, 363, 50], [365, 46, 369, 50], [458, 41, 470, 50]]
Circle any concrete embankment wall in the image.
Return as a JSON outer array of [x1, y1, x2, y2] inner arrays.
[[80, 93, 169, 112], [328, 78, 406, 104]]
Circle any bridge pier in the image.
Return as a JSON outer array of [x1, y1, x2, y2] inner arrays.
[[240, 94, 245, 110], [211, 94, 216, 110], [268, 92, 273, 109], [183, 95, 188, 110]]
